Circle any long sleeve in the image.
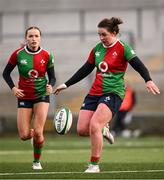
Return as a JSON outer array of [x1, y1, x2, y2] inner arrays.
[[65, 61, 95, 87], [129, 56, 152, 82], [2, 62, 16, 89], [47, 66, 56, 86]]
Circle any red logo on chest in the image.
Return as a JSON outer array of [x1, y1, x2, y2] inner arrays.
[[98, 62, 108, 72]]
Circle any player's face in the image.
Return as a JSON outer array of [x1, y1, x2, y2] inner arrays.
[[26, 29, 41, 51], [98, 28, 116, 47]]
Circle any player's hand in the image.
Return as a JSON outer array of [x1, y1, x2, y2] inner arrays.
[[146, 80, 160, 95], [12, 87, 25, 98], [46, 84, 53, 94], [53, 83, 67, 95]]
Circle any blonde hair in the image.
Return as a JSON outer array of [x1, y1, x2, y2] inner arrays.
[[25, 26, 42, 38]]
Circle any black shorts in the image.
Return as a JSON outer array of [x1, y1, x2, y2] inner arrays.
[[18, 95, 50, 108], [81, 93, 122, 117]]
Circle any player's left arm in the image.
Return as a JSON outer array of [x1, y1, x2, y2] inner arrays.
[[46, 53, 56, 93], [47, 67, 56, 87], [129, 57, 160, 94], [123, 42, 160, 95]]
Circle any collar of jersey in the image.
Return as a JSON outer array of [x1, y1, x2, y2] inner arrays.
[[24, 46, 43, 55], [102, 39, 118, 48]]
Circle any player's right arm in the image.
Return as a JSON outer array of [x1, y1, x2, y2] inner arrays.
[[3, 49, 25, 98], [3, 62, 25, 98], [2, 62, 16, 89], [54, 49, 95, 95], [54, 61, 95, 95]]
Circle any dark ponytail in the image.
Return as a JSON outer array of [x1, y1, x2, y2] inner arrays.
[[98, 17, 123, 34]]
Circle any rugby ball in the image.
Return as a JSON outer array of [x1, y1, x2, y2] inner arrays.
[[54, 107, 72, 134]]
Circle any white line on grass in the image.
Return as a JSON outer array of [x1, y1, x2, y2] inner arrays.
[[0, 147, 163, 155], [0, 149, 88, 155], [0, 169, 164, 176]]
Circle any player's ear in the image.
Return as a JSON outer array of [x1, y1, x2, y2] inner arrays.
[[20, 41, 27, 47]]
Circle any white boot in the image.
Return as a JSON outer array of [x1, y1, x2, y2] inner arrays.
[[84, 164, 100, 173], [102, 125, 114, 144], [32, 162, 43, 170]]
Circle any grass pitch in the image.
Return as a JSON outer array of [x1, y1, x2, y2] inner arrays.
[[0, 134, 164, 179]]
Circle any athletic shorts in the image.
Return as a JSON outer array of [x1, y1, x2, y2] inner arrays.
[[18, 95, 50, 108], [80, 93, 122, 117]]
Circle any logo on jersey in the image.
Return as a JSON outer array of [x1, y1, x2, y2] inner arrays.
[[28, 69, 39, 78], [40, 59, 45, 65], [104, 96, 110, 102], [95, 51, 100, 57], [20, 59, 27, 65], [82, 103, 85, 107], [98, 73, 111, 77], [98, 61, 108, 72], [112, 51, 117, 57], [131, 50, 135, 55], [19, 102, 25, 106]]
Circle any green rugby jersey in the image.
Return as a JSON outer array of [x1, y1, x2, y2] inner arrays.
[[8, 46, 54, 99], [87, 39, 136, 99]]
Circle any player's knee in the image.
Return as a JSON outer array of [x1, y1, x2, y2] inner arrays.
[[34, 129, 43, 139], [77, 126, 89, 136], [90, 123, 99, 135], [19, 132, 30, 141]]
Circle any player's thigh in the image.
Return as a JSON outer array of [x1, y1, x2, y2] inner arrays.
[[33, 102, 49, 130], [90, 103, 113, 130], [77, 109, 94, 134], [17, 108, 33, 134]]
